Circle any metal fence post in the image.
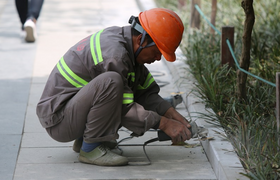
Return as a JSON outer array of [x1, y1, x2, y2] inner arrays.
[[221, 26, 234, 67]]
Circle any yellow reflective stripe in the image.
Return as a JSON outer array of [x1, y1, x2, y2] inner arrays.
[[144, 73, 154, 87], [57, 61, 83, 88], [60, 57, 88, 86], [96, 30, 103, 63], [137, 73, 155, 90], [90, 33, 98, 65], [123, 93, 134, 104], [90, 30, 104, 65], [57, 57, 88, 88], [128, 72, 135, 82]]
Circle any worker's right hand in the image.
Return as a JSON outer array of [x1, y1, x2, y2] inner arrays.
[[158, 116, 191, 143]]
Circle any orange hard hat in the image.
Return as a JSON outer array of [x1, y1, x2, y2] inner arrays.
[[139, 8, 184, 62]]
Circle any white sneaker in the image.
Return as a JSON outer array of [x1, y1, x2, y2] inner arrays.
[[24, 19, 36, 42]]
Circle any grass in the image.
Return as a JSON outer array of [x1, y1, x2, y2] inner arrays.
[[155, 0, 280, 179]]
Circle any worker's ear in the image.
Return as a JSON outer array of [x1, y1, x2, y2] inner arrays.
[[136, 34, 142, 46], [133, 34, 145, 54], [136, 34, 148, 47]]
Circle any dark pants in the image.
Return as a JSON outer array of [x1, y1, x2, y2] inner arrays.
[[15, 0, 44, 26], [46, 72, 124, 144]]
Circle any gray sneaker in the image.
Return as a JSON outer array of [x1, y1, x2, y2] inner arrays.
[[79, 145, 128, 166]]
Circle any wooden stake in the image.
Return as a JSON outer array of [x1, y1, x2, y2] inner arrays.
[[221, 26, 234, 67], [190, 0, 201, 29], [210, 0, 217, 35]]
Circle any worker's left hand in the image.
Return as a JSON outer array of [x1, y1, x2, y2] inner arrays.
[[164, 107, 191, 129]]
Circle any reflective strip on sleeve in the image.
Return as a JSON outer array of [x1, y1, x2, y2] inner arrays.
[[127, 72, 135, 82], [137, 73, 155, 90], [123, 93, 134, 104], [90, 29, 104, 65], [57, 57, 88, 88]]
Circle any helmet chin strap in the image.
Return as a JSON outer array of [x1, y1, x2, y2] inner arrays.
[[129, 16, 155, 60], [134, 30, 155, 59]]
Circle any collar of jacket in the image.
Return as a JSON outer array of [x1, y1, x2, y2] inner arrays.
[[123, 26, 136, 67]]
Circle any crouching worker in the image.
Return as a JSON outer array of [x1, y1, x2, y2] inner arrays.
[[36, 8, 191, 166]]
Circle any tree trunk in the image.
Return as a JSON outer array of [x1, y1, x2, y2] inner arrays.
[[237, 0, 255, 100], [178, 0, 187, 10], [210, 0, 217, 34], [190, 0, 201, 29]]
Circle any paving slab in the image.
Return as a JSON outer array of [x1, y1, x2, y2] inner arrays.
[[0, 0, 247, 179], [0, 134, 22, 180], [0, 0, 37, 179], [15, 145, 215, 180]]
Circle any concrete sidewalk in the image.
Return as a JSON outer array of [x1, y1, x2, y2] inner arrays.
[[0, 0, 246, 179]]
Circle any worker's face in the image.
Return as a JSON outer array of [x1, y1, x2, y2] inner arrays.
[[136, 45, 162, 65]]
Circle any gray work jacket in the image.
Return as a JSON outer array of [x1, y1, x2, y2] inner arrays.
[[36, 26, 172, 135]]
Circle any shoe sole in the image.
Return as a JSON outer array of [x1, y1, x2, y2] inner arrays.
[[25, 26, 35, 42], [78, 154, 128, 166]]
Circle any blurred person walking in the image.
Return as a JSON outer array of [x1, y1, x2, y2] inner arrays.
[[15, 0, 44, 42]]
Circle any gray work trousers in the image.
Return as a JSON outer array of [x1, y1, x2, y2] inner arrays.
[[46, 72, 124, 143]]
